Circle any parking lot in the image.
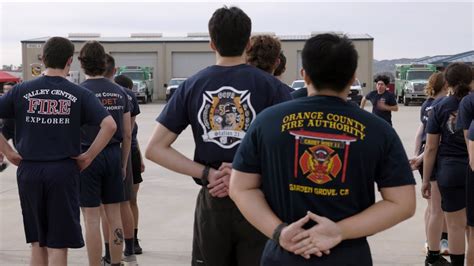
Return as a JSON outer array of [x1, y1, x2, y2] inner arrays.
[[1, 102, 428, 265]]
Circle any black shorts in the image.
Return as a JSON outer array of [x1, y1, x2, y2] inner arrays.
[[436, 156, 467, 187], [80, 144, 124, 207], [131, 146, 143, 184], [192, 187, 267, 266], [17, 159, 84, 248], [467, 166, 474, 226], [123, 153, 133, 201], [260, 238, 372, 266]]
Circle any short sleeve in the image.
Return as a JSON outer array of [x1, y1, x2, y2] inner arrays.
[[81, 90, 110, 126], [0, 88, 16, 119], [386, 93, 397, 106], [122, 90, 130, 114], [232, 120, 262, 174], [156, 82, 190, 134], [458, 95, 473, 130], [426, 104, 442, 134], [130, 92, 140, 117], [375, 128, 416, 188], [273, 81, 292, 105], [365, 91, 374, 101], [469, 121, 474, 141]]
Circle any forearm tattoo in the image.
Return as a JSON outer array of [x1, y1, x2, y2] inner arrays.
[[113, 228, 124, 245]]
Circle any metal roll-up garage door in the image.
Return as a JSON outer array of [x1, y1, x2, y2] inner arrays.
[[111, 52, 158, 100], [172, 52, 215, 78], [297, 50, 303, 78]]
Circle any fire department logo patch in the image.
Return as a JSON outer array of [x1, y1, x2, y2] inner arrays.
[[299, 145, 342, 185], [198, 86, 256, 149]]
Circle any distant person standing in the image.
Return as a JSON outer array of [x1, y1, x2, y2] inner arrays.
[[0, 36, 116, 266], [114, 74, 145, 255], [273, 52, 287, 80], [360, 75, 398, 125], [78, 41, 132, 266], [423, 62, 471, 266]]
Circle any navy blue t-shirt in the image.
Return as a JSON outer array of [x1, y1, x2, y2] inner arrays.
[[426, 95, 467, 157], [0, 76, 109, 161], [458, 93, 474, 140], [157, 64, 291, 184], [80, 78, 130, 147], [365, 90, 397, 125], [123, 87, 141, 148], [291, 87, 308, 99], [420, 98, 435, 144], [233, 95, 415, 260]]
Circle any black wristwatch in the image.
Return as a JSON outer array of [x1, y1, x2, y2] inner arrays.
[[201, 165, 210, 186], [272, 222, 288, 246]]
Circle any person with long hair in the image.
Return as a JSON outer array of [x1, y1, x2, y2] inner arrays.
[[410, 72, 449, 256], [423, 62, 472, 266]]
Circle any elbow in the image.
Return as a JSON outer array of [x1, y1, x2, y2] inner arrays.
[[108, 120, 117, 135], [469, 160, 474, 172], [403, 187, 417, 220], [144, 144, 160, 162]]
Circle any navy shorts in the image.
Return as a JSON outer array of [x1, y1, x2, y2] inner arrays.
[[467, 166, 474, 226], [437, 157, 467, 212], [131, 146, 143, 184], [17, 159, 84, 248], [260, 238, 372, 266], [80, 144, 124, 207]]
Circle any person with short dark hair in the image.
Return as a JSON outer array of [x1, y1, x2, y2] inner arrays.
[[0, 36, 116, 265], [360, 74, 399, 125], [273, 51, 287, 79], [78, 41, 132, 266], [229, 33, 416, 266], [114, 74, 145, 256], [145, 6, 291, 266], [423, 62, 472, 266]]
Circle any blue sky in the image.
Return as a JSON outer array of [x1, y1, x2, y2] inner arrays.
[[0, 1, 473, 65]]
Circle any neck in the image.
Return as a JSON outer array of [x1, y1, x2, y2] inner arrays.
[[86, 75, 105, 80], [44, 68, 67, 77], [215, 53, 246, 66], [307, 85, 348, 100]]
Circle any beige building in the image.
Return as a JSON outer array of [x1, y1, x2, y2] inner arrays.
[[22, 33, 373, 100]]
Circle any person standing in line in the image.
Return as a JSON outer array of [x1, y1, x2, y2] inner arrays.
[[98, 54, 140, 264], [246, 34, 293, 94], [78, 41, 132, 266], [0, 36, 116, 266], [360, 75, 399, 126], [229, 33, 416, 266], [114, 74, 145, 255], [454, 65, 474, 265], [273, 52, 287, 81], [410, 72, 450, 256], [145, 6, 291, 266], [423, 62, 471, 266]]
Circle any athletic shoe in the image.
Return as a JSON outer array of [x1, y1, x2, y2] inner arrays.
[[134, 239, 142, 255], [121, 254, 137, 266], [425, 256, 451, 266], [440, 239, 449, 256], [101, 256, 111, 266], [0, 162, 8, 172]]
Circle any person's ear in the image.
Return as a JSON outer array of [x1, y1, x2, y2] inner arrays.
[[210, 41, 217, 51], [66, 56, 73, 66], [302, 69, 311, 86]]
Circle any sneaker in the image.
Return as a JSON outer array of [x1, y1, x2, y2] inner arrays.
[[134, 239, 142, 255], [121, 254, 137, 266], [101, 256, 111, 266], [425, 256, 451, 266], [440, 239, 449, 256]]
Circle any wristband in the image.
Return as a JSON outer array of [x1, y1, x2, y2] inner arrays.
[[272, 222, 288, 246], [201, 165, 210, 186]]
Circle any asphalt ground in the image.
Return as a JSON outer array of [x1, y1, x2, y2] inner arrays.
[[0, 102, 429, 265]]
